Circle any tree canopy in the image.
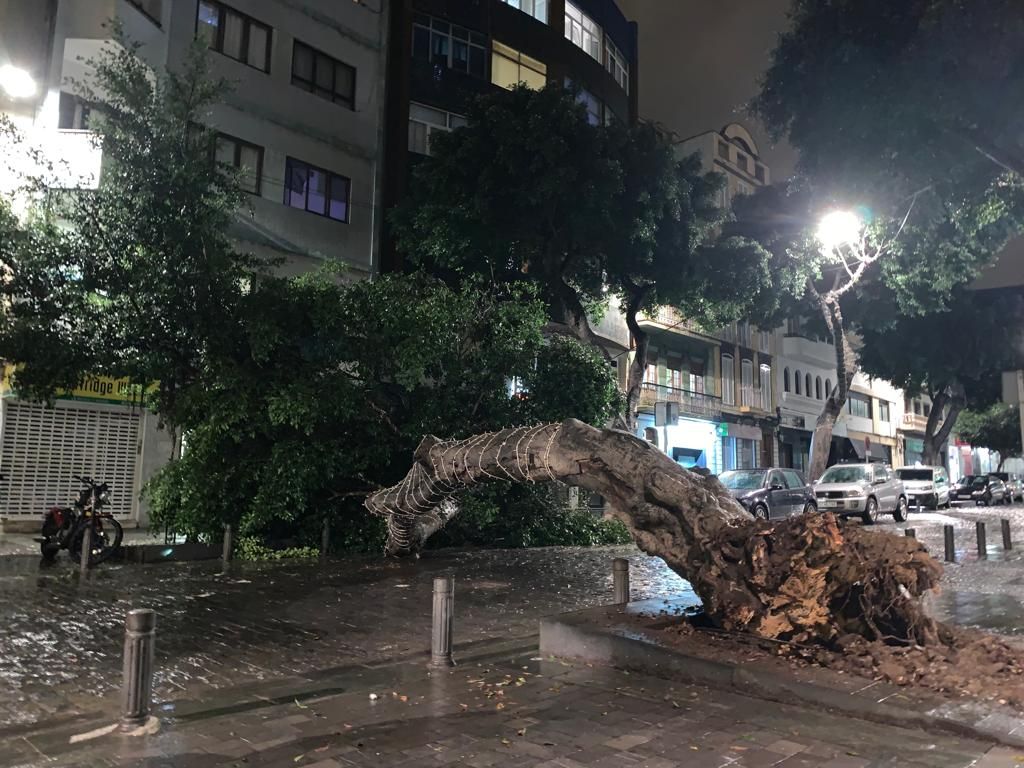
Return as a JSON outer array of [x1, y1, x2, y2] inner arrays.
[[956, 404, 1023, 470]]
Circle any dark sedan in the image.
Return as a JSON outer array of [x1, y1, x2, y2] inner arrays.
[[949, 475, 980, 503], [718, 468, 817, 521]]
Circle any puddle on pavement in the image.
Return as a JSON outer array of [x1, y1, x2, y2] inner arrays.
[[932, 590, 1024, 635]]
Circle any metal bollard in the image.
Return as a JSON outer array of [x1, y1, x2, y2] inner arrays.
[[79, 524, 93, 577], [431, 576, 455, 667], [120, 609, 156, 730], [977, 521, 987, 560], [944, 524, 956, 563], [905, 528, 916, 539], [221, 523, 233, 567], [320, 516, 330, 559], [613, 557, 630, 605], [1002, 519, 1013, 551]]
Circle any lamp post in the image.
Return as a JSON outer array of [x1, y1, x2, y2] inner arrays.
[[816, 210, 863, 253]]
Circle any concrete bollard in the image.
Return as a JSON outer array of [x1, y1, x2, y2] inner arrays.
[[1002, 519, 1013, 551], [613, 557, 630, 605], [944, 524, 956, 563], [79, 523, 93, 577], [431, 576, 455, 667], [977, 521, 987, 560], [905, 528, 916, 539], [120, 609, 156, 730], [221, 523, 233, 567]]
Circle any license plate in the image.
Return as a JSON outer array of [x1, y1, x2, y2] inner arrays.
[[820, 500, 837, 509]]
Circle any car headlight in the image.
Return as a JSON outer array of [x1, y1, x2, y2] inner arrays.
[[920, 484, 934, 491], [843, 490, 862, 498]]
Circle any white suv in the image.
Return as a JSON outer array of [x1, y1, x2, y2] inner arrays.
[[814, 462, 908, 525]]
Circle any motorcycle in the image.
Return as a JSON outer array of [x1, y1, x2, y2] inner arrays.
[[38, 475, 123, 565]]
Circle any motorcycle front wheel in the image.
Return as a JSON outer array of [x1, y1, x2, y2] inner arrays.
[[70, 517, 124, 566]]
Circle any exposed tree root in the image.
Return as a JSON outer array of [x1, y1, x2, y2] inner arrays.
[[365, 419, 946, 646]]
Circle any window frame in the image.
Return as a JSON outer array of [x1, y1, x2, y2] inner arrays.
[[127, 0, 162, 27], [721, 354, 735, 406], [783, 367, 790, 393], [815, 376, 822, 400], [196, 0, 272, 73], [491, 40, 547, 90], [408, 101, 467, 155], [794, 370, 802, 396], [879, 400, 891, 423], [412, 13, 487, 78], [604, 36, 629, 93], [564, 1, 602, 62], [760, 363, 772, 411], [848, 393, 872, 419], [214, 132, 264, 196], [498, 0, 548, 24], [283, 157, 351, 223], [291, 39, 356, 110]]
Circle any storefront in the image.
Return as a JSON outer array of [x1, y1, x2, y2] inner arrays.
[[720, 422, 764, 472], [0, 371, 171, 530], [904, 436, 925, 466], [778, 412, 812, 473], [638, 413, 723, 474]]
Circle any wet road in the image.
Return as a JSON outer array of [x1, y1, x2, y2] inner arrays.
[[0, 545, 691, 729], [2, 502, 1024, 732]]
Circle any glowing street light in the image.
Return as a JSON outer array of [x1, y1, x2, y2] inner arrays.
[[816, 210, 863, 252], [0, 65, 37, 99]]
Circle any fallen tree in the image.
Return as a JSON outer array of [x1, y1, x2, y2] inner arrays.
[[366, 419, 945, 647]]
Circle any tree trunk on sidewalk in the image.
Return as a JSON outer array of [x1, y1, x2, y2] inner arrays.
[[807, 296, 857, 481], [921, 384, 965, 467], [622, 285, 653, 434], [366, 419, 946, 647]]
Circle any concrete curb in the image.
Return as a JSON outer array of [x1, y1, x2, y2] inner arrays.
[[540, 603, 1024, 749]]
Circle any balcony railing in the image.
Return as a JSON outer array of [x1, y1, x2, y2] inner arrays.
[[902, 413, 929, 432], [639, 382, 722, 419], [641, 307, 709, 336]]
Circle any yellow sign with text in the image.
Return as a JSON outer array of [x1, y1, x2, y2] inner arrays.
[[1, 366, 158, 405]]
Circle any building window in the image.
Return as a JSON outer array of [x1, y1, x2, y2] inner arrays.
[[783, 367, 790, 393], [741, 359, 754, 407], [913, 400, 922, 415], [737, 181, 752, 196], [564, 1, 601, 62], [815, 376, 822, 400], [408, 102, 467, 155], [879, 400, 891, 422], [721, 354, 734, 406], [127, 0, 161, 25], [760, 364, 772, 411], [284, 158, 350, 222], [755, 164, 766, 182], [499, 0, 547, 24], [805, 373, 812, 397], [573, 86, 603, 125], [923, 402, 931, 417], [197, 1, 272, 73], [492, 41, 547, 90], [292, 41, 356, 109], [604, 37, 629, 93], [825, 379, 832, 398], [58, 91, 90, 130], [717, 140, 730, 161], [214, 134, 263, 195], [848, 393, 872, 419], [794, 370, 802, 396], [412, 13, 487, 78], [735, 152, 749, 174]]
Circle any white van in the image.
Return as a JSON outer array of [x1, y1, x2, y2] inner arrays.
[[894, 466, 950, 509]]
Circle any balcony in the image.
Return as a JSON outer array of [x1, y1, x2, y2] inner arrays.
[[736, 386, 771, 413], [902, 413, 930, 433], [639, 383, 721, 420], [640, 307, 710, 337]]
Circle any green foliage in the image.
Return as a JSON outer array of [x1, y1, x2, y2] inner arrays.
[[956, 404, 1022, 464], [236, 536, 319, 562], [517, 336, 624, 425], [393, 83, 771, 340], [431, 484, 631, 549]]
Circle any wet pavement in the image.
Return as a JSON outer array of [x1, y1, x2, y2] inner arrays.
[[0, 545, 690, 730], [4, 648, 1017, 767]]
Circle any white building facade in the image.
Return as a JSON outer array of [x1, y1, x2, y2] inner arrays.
[[0, 0, 386, 529]]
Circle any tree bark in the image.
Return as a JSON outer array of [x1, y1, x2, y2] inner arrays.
[[921, 384, 965, 467], [366, 419, 946, 647], [807, 296, 857, 481], [622, 285, 653, 434]]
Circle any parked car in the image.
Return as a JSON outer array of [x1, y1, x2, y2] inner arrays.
[[813, 462, 908, 525], [894, 466, 950, 509], [718, 468, 817, 521], [949, 475, 980, 503], [970, 475, 1010, 506], [988, 472, 1022, 503]]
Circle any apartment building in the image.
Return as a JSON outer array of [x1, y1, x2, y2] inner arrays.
[[0, 0, 386, 528]]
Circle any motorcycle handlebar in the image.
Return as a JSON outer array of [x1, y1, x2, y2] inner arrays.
[[73, 474, 96, 486]]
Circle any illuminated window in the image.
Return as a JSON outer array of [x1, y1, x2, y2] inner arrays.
[[412, 13, 486, 78], [564, 1, 601, 61], [499, 0, 547, 24], [604, 37, 629, 93], [491, 41, 547, 90], [408, 102, 467, 155], [197, 1, 271, 73], [285, 158, 350, 223]]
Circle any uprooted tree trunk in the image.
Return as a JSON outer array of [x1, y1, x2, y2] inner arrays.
[[365, 419, 948, 647]]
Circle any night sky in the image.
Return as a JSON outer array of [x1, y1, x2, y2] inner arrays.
[[617, 0, 798, 178]]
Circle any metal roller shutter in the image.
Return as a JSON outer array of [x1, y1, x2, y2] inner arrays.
[[0, 401, 141, 519]]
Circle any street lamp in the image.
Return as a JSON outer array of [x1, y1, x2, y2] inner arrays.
[[0, 65, 37, 99], [816, 210, 862, 252]]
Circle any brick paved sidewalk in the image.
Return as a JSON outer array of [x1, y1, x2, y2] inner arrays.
[[5, 648, 1019, 768]]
